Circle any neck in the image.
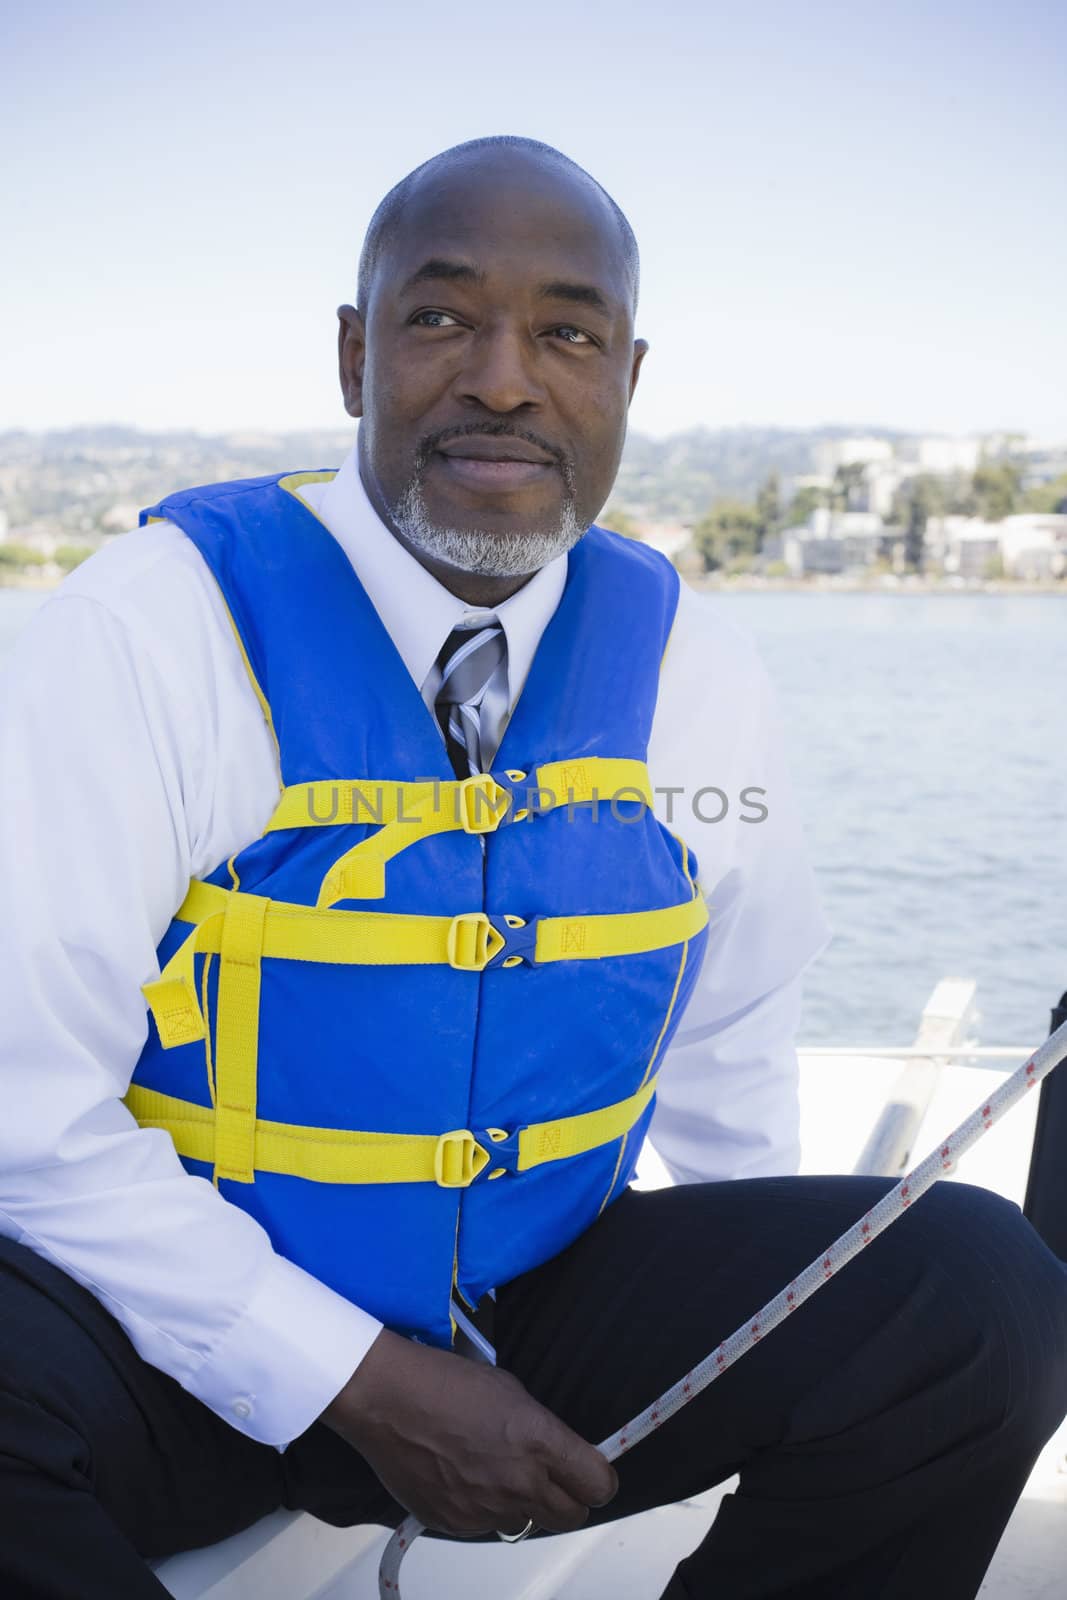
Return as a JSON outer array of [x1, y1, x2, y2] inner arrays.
[[357, 455, 537, 607]]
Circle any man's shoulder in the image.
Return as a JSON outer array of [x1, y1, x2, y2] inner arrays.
[[17, 521, 239, 712], [55, 519, 224, 637]]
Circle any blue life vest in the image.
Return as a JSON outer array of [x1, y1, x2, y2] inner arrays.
[[126, 470, 709, 1348]]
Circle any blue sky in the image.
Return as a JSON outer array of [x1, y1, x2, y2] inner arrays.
[[4, 0, 1065, 438]]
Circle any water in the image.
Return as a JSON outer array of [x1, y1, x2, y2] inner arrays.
[[722, 592, 1067, 1048], [2, 586, 1065, 1049]]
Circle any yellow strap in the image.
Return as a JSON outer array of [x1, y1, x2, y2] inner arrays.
[[212, 892, 269, 1185], [313, 758, 654, 906], [266, 758, 653, 834], [531, 896, 707, 962], [527, 757, 652, 811], [515, 1073, 657, 1171], [141, 910, 225, 1048], [142, 885, 709, 1047], [317, 775, 513, 905], [267, 778, 452, 832], [123, 1071, 659, 1187]]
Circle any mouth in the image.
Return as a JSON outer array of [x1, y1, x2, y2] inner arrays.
[[430, 434, 560, 495]]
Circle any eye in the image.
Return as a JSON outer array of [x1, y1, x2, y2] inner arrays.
[[550, 325, 596, 345], [411, 309, 462, 328]]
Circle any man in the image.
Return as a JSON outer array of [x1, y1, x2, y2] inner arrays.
[[0, 136, 1064, 1600]]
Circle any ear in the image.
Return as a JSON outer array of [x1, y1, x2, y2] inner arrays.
[[337, 305, 366, 418], [628, 339, 649, 405]]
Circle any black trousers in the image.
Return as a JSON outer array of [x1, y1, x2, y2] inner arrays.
[[1, 1177, 1066, 1600], [1024, 989, 1067, 1259]]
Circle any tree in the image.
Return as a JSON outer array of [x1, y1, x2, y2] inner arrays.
[[598, 505, 642, 539], [1022, 473, 1067, 515], [754, 471, 781, 551], [786, 485, 821, 528], [54, 543, 96, 572], [692, 499, 761, 572], [0, 543, 47, 570], [891, 475, 943, 573], [831, 461, 868, 512], [972, 461, 1020, 521]]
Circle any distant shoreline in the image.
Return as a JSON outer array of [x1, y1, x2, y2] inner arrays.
[[2, 570, 1065, 598], [688, 574, 1067, 596]]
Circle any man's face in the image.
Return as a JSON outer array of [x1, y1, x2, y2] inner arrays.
[[338, 154, 646, 581]]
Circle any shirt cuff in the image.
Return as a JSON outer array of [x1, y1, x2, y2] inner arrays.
[[183, 1251, 384, 1450]]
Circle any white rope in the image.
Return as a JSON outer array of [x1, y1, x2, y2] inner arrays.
[[378, 1018, 1067, 1596]]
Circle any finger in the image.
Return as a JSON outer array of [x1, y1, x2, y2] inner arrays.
[[537, 1418, 619, 1507], [529, 1477, 594, 1535]]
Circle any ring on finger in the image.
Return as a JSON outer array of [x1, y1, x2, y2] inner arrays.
[[496, 1517, 536, 1543]]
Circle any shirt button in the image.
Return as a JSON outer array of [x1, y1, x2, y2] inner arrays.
[[232, 1397, 253, 1420]]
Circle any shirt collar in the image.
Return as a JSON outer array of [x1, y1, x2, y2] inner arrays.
[[297, 443, 568, 699]]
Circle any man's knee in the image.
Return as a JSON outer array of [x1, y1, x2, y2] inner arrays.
[[906, 1183, 1067, 1438]]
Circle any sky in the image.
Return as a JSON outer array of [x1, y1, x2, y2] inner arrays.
[[4, 0, 1065, 441]]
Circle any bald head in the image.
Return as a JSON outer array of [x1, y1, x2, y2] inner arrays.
[[337, 135, 649, 603], [357, 136, 640, 317]]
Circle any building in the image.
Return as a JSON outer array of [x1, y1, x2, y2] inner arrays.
[[900, 436, 983, 475], [998, 514, 1067, 580], [814, 437, 894, 480], [1016, 440, 1067, 495], [934, 518, 1003, 579], [781, 509, 884, 576]]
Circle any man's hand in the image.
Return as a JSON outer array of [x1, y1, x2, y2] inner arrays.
[[321, 1327, 619, 1538]]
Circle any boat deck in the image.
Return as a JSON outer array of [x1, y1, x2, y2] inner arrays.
[[156, 1016, 1067, 1599]]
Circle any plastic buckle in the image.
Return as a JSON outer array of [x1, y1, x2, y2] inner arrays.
[[457, 774, 511, 835], [485, 916, 541, 969], [479, 1126, 523, 1173], [495, 769, 563, 824], [446, 911, 507, 971], [434, 1129, 490, 1188]]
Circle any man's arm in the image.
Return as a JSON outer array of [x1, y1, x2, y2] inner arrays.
[[0, 564, 383, 1449], [0, 546, 619, 1535], [646, 583, 831, 1183]]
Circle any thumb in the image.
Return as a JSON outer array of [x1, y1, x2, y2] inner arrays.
[[591, 1461, 620, 1506], [535, 1405, 618, 1507]]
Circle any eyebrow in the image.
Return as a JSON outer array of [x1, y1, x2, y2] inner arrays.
[[398, 258, 615, 316], [537, 280, 612, 316], [399, 258, 485, 295]]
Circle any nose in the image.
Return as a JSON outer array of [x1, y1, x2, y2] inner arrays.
[[455, 321, 546, 414]]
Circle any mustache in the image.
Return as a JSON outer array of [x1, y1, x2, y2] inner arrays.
[[414, 420, 573, 486]]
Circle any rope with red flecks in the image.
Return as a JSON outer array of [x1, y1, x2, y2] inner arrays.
[[379, 1018, 1067, 1596]]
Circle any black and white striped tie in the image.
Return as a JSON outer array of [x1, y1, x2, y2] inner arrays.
[[433, 621, 507, 778]]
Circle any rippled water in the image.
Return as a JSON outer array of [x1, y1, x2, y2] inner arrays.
[[3, 586, 1065, 1048], [724, 592, 1067, 1047]]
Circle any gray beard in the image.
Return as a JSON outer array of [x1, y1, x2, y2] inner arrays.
[[390, 476, 586, 578]]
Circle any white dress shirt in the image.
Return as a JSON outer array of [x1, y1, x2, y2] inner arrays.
[[0, 441, 830, 1450]]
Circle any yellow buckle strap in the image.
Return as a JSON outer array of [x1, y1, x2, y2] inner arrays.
[[267, 758, 653, 906], [143, 886, 709, 1049], [316, 774, 512, 907], [211, 891, 269, 1185], [445, 911, 506, 972], [530, 758, 653, 811], [433, 1129, 491, 1187], [141, 910, 226, 1048], [266, 758, 652, 836], [531, 894, 708, 963], [516, 1072, 658, 1171], [455, 773, 510, 834], [123, 1070, 659, 1187], [267, 780, 424, 831]]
